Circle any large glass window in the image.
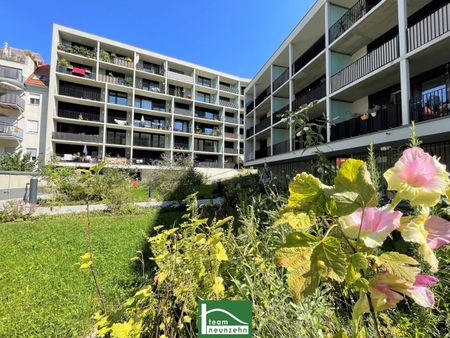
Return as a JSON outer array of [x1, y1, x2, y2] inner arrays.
[[198, 76, 212, 87], [108, 90, 128, 105], [196, 91, 211, 103]]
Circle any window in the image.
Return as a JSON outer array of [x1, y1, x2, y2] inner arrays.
[[27, 148, 37, 160], [219, 96, 230, 102], [29, 94, 41, 106], [174, 120, 189, 132], [108, 90, 128, 105], [198, 76, 212, 87], [142, 79, 160, 92], [197, 92, 211, 103], [142, 61, 161, 74], [27, 120, 39, 134]]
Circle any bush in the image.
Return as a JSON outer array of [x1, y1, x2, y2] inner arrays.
[[222, 173, 259, 208], [0, 151, 37, 171], [98, 169, 133, 214], [0, 201, 34, 222]]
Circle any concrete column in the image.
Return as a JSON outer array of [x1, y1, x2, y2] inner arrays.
[[288, 43, 293, 151], [398, 0, 411, 125], [325, 1, 332, 142]]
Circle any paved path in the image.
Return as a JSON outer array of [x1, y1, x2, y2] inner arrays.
[[32, 198, 223, 216]]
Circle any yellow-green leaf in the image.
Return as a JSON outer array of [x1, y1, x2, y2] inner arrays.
[[288, 172, 328, 213], [215, 242, 228, 261], [111, 321, 133, 338], [311, 236, 347, 282], [212, 276, 225, 296], [374, 252, 420, 282], [273, 210, 314, 229], [345, 253, 368, 285]]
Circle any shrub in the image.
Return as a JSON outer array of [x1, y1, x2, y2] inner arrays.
[[0, 200, 34, 222], [0, 151, 37, 172], [98, 169, 132, 214]]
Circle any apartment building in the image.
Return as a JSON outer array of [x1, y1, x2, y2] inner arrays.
[[45, 25, 250, 169], [0, 44, 48, 160], [244, 0, 450, 175]]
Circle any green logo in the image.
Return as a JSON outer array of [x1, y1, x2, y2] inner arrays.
[[198, 300, 252, 337]]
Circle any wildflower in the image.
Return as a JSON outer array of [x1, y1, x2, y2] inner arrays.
[[400, 209, 450, 271], [384, 147, 450, 206], [406, 274, 438, 308], [341, 207, 402, 248]]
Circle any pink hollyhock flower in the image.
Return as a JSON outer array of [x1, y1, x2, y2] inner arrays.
[[384, 147, 450, 206], [407, 274, 438, 308], [341, 207, 402, 248], [400, 209, 450, 272]]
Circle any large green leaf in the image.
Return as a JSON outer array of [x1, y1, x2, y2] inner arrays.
[[311, 236, 348, 282], [288, 172, 328, 213], [273, 210, 315, 230], [333, 159, 377, 215], [374, 252, 420, 282], [345, 252, 368, 285]]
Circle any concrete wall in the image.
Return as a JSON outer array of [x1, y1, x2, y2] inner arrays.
[[0, 171, 38, 200]]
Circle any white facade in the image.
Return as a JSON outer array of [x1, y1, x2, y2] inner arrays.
[[244, 0, 450, 168], [46, 25, 251, 169]]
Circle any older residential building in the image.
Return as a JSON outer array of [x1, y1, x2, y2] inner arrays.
[[244, 0, 450, 175], [0, 43, 48, 160], [45, 25, 250, 169]]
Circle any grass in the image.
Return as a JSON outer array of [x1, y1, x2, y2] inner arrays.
[[0, 209, 182, 337]]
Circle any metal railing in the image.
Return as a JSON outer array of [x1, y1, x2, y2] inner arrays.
[[134, 121, 169, 130], [331, 36, 399, 92], [174, 143, 189, 150], [135, 79, 165, 93], [52, 131, 101, 143], [173, 126, 191, 133], [330, 103, 401, 141], [219, 100, 239, 109], [410, 87, 449, 123], [0, 93, 25, 111], [255, 116, 271, 134], [102, 57, 133, 68], [133, 138, 166, 148], [225, 116, 238, 124], [272, 140, 290, 155], [168, 88, 192, 98], [0, 66, 24, 83], [57, 109, 102, 122], [0, 123, 23, 140], [273, 104, 289, 124], [106, 135, 127, 145], [329, 0, 382, 43], [292, 81, 326, 110], [272, 68, 289, 92], [255, 86, 271, 107], [255, 147, 271, 160], [59, 84, 102, 101], [224, 132, 238, 139], [220, 84, 239, 94], [174, 107, 192, 116], [195, 161, 220, 168], [57, 65, 95, 79], [246, 101, 254, 114], [136, 63, 165, 76], [408, 3, 450, 52], [167, 70, 194, 84], [194, 145, 220, 153], [292, 35, 325, 75], [194, 113, 221, 121], [224, 148, 238, 154], [246, 126, 254, 138], [98, 74, 132, 87]]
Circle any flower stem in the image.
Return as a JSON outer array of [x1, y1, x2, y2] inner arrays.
[[367, 293, 382, 338]]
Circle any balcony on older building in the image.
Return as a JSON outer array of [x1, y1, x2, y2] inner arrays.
[[0, 122, 23, 141], [0, 66, 24, 88], [0, 92, 25, 112]]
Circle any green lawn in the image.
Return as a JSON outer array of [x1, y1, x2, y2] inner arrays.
[[0, 209, 182, 337], [131, 184, 218, 202]]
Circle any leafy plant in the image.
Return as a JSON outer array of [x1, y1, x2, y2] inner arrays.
[[0, 151, 37, 171], [273, 127, 450, 337], [0, 200, 34, 222], [100, 49, 111, 62]]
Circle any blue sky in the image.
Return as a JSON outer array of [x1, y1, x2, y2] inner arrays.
[[1, 0, 316, 78]]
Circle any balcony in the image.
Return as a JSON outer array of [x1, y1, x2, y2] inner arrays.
[[329, 0, 382, 43], [53, 131, 101, 143], [255, 86, 271, 107], [174, 107, 192, 116], [195, 161, 220, 168], [57, 65, 95, 79], [245, 153, 254, 162], [59, 83, 102, 101], [330, 36, 399, 93], [174, 142, 190, 150], [410, 87, 450, 123], [194, 113, 221, 121], [57, 109, 102, 122], [134, 138, 166, 148], [136, 63, 164, 76], [219, 99, 239, 109], [196, 128, 221, 137], [0, 123, 23, 141], [101, 52, 134, 68], [106, 135, 127, 145], [272, 140, 290, 155], [58, 44, 97, 59], [220, 84, 239, 94], [98, 74, 133, 87], [292, 81, 326, 111], [0, 93, 25, 111], [246, 101, 254, 114], [224, 132, 238, 139], [272, 68, 289, 92], [0, 49, 26, 63], [168, 87, 192, 99], [134, 120, 170, 131], [330, 103, 401, 141], [225, 116, 238, 124], [224, 147, 238, 154], [273, 104, 289, 124], [292, 35, 325, 75], [173, 126, 191, 133], [255, 147, 271, 160], [246, 126, 254, 138], [167, 70, 193, 84], [105, 157, 130, 165], [408, 2, 450, 52], [255, 116, 271, 134], [136, 79, 165, 93], [0, 66, 24, 87]]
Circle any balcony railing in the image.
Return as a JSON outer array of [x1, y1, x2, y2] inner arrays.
[[246, 126, 254, 138], [0, 50, 26, 63], [134, 138, 166, 148], [196, 129, 222, 137], [255, 86, 271, 107], [330, 36, 399, 92], [53, 131, 101, 143], [0, 66, 24, 83], [0, 123, 23, 140], [410, 87, 449, 123], [219, 100, 239, 109], [59, 84, 102, 101], [273, 104, 289, 124], [174, 107, 192, 116], [168, 88, 192, 99], [173, 126, 191, 133], [224, 132, 238, 139], [272, 140, 290, 155], [107, 135, 127, 145], [272, 68, 289, 92], [292, 35, 325, 75], [224, 148, 238, 154], [225, 116, 238, 124], [167, 70, 194, 84], [220, 84, 239, 94], [194, 145, 220, 153], [57, 65, 96, 79], [292, 81, 326, 111], [195, 161, 220, 168], [246, 101, 254, 114], [135, 79, 165, 93], [98, 74, 132, 87], [330, 103, 401, 141], [134, 121, 169, 130], [57, 109, 102, 122], [105, 157, 130, 165], [102, 56, 134, 69], [108, 116, 129, 125], [194, 113, 221, 121], [255, 147, 271, 160], [0, 93, 25, 111], [255, 116, 271, 134], [136, 63, 165, 76], [407, 2, 450, 52], [58, 44, 97, 59], [174, 143, 189, 150], [329, 0, 382, 43]]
